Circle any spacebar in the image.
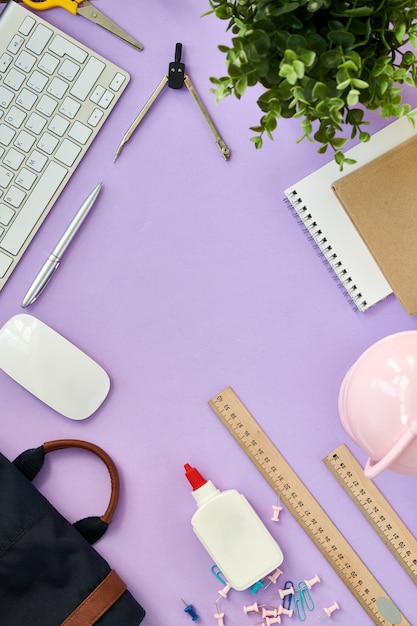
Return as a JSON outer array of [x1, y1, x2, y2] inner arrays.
[[1, 162, 67, 256]]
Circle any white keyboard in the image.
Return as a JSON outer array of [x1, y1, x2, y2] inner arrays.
[[0, 1, 130, 291]]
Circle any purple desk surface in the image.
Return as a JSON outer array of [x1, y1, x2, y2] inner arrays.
[[1, 2, 417, 624]]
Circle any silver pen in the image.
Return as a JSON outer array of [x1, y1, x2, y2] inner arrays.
[[21, 182, 103, 308]]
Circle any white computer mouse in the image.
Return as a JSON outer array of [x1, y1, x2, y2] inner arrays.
[[0, 314, 110, 420]]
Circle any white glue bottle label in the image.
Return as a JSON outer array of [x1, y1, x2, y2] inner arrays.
[[184, 463, 284, 591]]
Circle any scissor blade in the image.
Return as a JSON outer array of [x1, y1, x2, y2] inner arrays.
[[78, 2, 143, 51]]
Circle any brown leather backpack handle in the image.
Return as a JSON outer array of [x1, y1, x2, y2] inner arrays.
[[14, 439, 120, 543], [43, 440, 120, 525]]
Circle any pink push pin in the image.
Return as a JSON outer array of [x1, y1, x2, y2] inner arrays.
[[278, 585, 294, 599], [319, 601, 340, 618], [218, 582, 232, 599], [277, 605, 293, 618], [265, 617, 281, 626], [214, 611, 226, 626], [243, 602, 259, 614], [268, 568, 283, 585], [271, 504, 283, 522], [262, 608, 278, 618], [305, 574, 321, 589]]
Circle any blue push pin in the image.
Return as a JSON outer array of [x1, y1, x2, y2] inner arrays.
[[182, 599, 199, 621]]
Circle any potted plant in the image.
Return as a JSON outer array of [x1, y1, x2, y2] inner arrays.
[[206, 0, 417, 167]]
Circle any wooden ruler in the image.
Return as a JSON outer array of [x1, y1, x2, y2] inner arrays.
[[209, 387, 410, 626], [324, 444, 417, 585]]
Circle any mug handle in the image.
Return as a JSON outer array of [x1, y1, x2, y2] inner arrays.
[[364, 421, 417, 478]]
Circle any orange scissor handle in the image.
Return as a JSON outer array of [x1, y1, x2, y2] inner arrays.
[[21, 0, 82, 15]]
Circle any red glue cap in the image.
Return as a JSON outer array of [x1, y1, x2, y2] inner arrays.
[[184, 463, 207, 490]]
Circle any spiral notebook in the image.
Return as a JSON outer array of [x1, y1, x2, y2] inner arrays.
[[284, 113, 417, 311]]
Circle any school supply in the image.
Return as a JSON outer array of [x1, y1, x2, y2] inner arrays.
[[284, 113, 417, 311], [115, 43, 230, 160], [324, 444, 417, 585], [0, 438, 146, 626], [0, 1, 130, 292], [332, 134, 417, 315], [184, 463, 283, 591], [21, 182, 102, 307], [209, 386, 410, 626], [0, 313, 110, 419], [338, 331, 417, 478], [20, 0, 144, 51]]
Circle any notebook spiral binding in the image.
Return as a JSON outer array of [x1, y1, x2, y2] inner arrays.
[[284, 191, 367, 312]]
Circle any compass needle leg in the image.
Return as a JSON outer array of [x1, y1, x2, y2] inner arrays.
[[184, 75, 230, 160]]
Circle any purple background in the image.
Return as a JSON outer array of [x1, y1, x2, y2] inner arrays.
[[1, 1, 417, 624]]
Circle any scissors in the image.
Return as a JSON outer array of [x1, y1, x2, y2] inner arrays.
[[20, 0, 144, 51]]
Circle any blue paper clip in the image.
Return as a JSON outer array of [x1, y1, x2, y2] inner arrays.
[[282, 580, 294, 610], [293, 581, 314, 621], [211, 565, 228, 586]]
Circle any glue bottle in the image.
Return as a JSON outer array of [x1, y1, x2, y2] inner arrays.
[[184, 463, 284, 591]]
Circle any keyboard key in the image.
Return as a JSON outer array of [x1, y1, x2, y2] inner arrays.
[[47, 76, 68, 99], [4, 147, 24, 170], [38, 52, 60, 75], [27, 149, 47, 172], [4, 68, 25, 91], [55, 138, 81, 166], [0, 166, 13, 188], [27, 24, 53, 55], [109, 73, 127, 91], [87, 108, 103, 128], [4, 105, 26, 129], [90, 85, 105, 104], [70, 57, 105, 101], [25, 112, 47, 134], [98, 90, 114, 109], [0, 203, 14, 225], [0, 53, 13, 73], [59, 59, 79, 81], [1, 161, 67, 255], [14, 130, 36, 152], [15, 168, 36, 191], [7, 35, 24, 54], [4, 185, 25, 209], [16, 88, 37, 111], [27, 70, 48, 93], [49, 35, 88, 64], [15, 51, 36, 73], [0, 124, 15, 147], [36, 94, 57, 117], [37, 131, 59, 155], [0, 85, 14, 108], [68, 120, 92, 145], [0, 251, 13, 277], [18, 15, 36, 37], [59, 96, 80, 119], [48, 114, 70, 137]]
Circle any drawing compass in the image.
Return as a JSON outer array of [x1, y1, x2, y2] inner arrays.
[[115, 43, 231, 160]]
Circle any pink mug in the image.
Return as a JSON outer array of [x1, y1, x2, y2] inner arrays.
[[339, 331, 417, 478]]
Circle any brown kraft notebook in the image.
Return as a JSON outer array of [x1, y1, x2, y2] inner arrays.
[[332, 134, 417, 315]]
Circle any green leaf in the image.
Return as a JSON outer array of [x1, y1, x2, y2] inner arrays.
[[327, 30, 355, 47], [235, 75, 248, 96], [250, 136, 263, 149], [320, 49, 343, 69], [347, 88, 360, 106], [351, 78, 369, 89]]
